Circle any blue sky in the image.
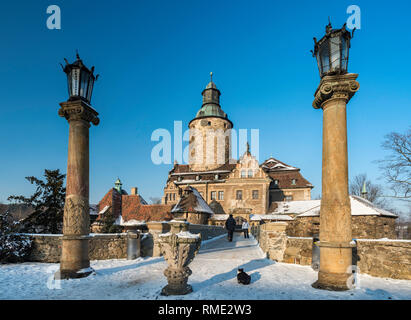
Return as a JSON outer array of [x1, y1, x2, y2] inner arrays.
[[0, 0, 410, 213]]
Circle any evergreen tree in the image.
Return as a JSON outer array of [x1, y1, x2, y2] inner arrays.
[[0, 210, 32, 263], [8, 169, 66, 234], [100, 209, 123, 233]]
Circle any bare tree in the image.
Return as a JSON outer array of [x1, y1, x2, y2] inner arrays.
[[379, 128, 411, 201], [349, 173, 387, 207]]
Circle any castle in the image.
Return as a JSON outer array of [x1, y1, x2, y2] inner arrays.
[[162, 75, 313, 216]]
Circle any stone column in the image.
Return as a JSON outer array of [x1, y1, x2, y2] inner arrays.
[[312, 73, 359, 291], [56, 100, 99, 279]]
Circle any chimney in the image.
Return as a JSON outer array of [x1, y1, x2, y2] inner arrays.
[[131, 187, 138, 195]]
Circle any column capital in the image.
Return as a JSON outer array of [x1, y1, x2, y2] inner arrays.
[[58, 100, 100, 126], [313, 73, 360, 109]]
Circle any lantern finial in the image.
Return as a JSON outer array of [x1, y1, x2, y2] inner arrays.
[[210, 72, 213, 82], [326, 17, 332, 33]]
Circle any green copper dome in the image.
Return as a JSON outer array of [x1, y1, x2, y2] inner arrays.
[[190, 73, 232, 126], [195, 104, 227, 118]]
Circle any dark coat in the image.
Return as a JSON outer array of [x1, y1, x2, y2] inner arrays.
[[225, 216, 236, 231]]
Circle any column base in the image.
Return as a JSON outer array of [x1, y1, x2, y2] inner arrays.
[[161, 284, 193, 296], [311, 271, 353, 291], [54, 267, 95, 280]]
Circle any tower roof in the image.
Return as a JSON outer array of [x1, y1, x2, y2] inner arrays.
[[190, 73, 232, 125]]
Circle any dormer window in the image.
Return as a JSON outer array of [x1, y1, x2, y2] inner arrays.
[[248, 169, 253, 178], [241, 170, 246, 178], [196, 175, 200, 181], [178, 176, 182, 182], [291, 179, 296, 185], [274, 180, 279, 185]]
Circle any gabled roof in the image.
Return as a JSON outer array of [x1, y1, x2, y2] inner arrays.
[[261, 157, 298, 172], [269, 196, 398, 218], [168, 163, 237, 184], [171, 186, 214, 215], [267, 170, 313, 189]]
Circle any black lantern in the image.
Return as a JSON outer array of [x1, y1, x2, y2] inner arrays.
[[312, 22, 355, 78], [61, 53, 98, 104]]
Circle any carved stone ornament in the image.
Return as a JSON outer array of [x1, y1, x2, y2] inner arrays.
[[158, 220, 202, 296], [58, 100, 100, 126], [63, 195, 90, 235], [313, 73, 360, 109]]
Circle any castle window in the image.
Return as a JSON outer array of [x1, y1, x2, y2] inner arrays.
[[215, 174, 219, 180], [236, 190, 243, 200], [196, 175, 200, 181], [178, 176, 182, 182], [218, 191, 224, 200], [248, 169, 253, 178], [211, 191, 216, 200], [252, 190, 259, 199], [274, 180, 279, 185], [173, 193, 176, 201], [241, 170, 246, 178], [285, 195, 293, 201], [291, 179, 296, 185], [208, 121, 211, 126]]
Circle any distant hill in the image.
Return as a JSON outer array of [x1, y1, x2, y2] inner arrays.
[[0, 203, 34, 222]]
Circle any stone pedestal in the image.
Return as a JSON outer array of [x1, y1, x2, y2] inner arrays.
[[56, 100, 99, 279], [158, 220, 201, 296], [311, 73, 359, 291]]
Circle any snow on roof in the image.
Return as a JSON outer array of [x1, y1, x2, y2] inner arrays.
[[120, 219, 146, 226], [250, 214, 293, 221], [99, 205, 110, 214], [261, 157, 298, 171], [210, 214, 229, 221], [286, 196, 398, 218], [139, 195, 148, 205], [171, 186, 214, 215]]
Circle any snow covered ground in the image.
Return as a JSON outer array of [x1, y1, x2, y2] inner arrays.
[[1, 233, 410, 300]]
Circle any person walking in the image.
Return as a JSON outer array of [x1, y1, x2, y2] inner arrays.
[[225, 214, 236, 242], [242, 220, 250, 239]]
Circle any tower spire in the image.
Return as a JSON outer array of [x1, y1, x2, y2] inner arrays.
[[361, 181, 368, 200]]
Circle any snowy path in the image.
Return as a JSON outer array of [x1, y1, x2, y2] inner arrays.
[[0, 233, 410, 300]]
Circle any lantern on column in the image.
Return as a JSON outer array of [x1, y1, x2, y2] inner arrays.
[[312, 22, 355, 78], [61, 53, 98, 104]]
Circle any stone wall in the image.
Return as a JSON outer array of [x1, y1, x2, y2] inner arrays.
[[26, 233, 129, 263], [286, 215, 396, 239], [355, 239, 411, 280], [256, 225, 411, 280], [282, 237, 313, 266], [257, 222, 288, 261]]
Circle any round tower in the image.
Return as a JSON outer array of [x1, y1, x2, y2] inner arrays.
[[188, 73, 233, 171]]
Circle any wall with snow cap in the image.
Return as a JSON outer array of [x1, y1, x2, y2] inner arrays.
[[25, 233, 131, 262], [255, 224, 411, 280]]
